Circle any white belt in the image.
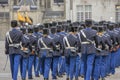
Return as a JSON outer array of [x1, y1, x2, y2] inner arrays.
[[65, 47, 76, 49], [32, 46, 35, 47], [9, 44, 20, 47], [41, 48, 52, 50], [81, 42, 90, 44]]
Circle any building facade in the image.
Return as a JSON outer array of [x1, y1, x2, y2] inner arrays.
[[0, 0, 120, 40], [66, 0, 120, 22]]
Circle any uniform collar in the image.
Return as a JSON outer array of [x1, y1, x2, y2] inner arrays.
[[85, 27, 91, 30], [12, 27, 20, 30], [69, 33, 77, 38]]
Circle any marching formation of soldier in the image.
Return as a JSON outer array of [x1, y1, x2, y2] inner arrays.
[[5, 19, 120, 80]]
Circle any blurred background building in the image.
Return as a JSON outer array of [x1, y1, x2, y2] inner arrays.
[[0, 0, 120, 40]]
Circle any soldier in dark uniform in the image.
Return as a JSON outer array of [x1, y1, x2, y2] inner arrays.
[[78, 19, 97, 80], [93, 26, 112, 80], [49, 27, 62, 79], [56, 25, 67, 77], [102, 23, 112, 76], [37, 24, 44, 75], [106, 23, 118, 75], [5, 20, 23, 80], [113, 24, 120, 68], [73, 23, 82, 80], [38, 28, 57, 80], [33, 25, 42, 77], [27, 26, 37, 79], [63, 26, 80, 80], [20, 27, 31, 80]]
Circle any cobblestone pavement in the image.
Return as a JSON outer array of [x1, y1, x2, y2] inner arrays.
[[0, 41, 120, 80]]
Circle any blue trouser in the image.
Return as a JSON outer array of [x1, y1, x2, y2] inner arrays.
[[66, 56, 76, 80], [110, 52, 116, 74], [20, 57, 23, 77], [40, 57, 45, 75], [115, 49, 120, 67], [93, 56, 106, 80], [34, 55, 40, 76], [93, 56, 100, 80], [39, 58, 43, 74], [52, 56, 59, 79], [41, 57, 52, 78], [106, 53, 111, 75], [58, 56, 65, 75], [21, 57, 28, 79], [81, 53, 95, 80], [28, 55, 35, 78], [9, 54, 21, 80], [75, 55, 81, 78], [117, 48, 120, 66], [104, 56, 108, 77]]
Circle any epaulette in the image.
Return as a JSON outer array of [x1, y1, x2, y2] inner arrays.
[[55, 34, 60, 37], [32, 34, 37, 38], [48, 35, 53, 39], [24, 34, 29, 40]]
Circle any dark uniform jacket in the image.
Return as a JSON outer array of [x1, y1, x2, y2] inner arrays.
[[49, 33, 62, 56], [63, 33, 79, 56], [106, 30, 118, 50], [95, 34, 112, 56], [113, 28, 120, 45], [33, 32, 42, 55], [27, 34, 37, 55], [38, 36, 56, 57], [5, 28, 23, 55], [56, 31, 67, 56], [79, 28, 97, 54], [21, 34, 31, 57]]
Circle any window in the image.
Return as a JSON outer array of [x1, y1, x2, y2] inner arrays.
[[77, 5, 92, 22], [39, 0, 43, 7], [13, 0, 20, 5], [18, 0, 37, 6], [0, 12, 9, 19], [44, 11, 64, 18], [0, 0, 8, 4], [44, 0, 51, 8], [13, 0, 37, 11], [116, 5, 120, 22], [54, 0, 64, 3]]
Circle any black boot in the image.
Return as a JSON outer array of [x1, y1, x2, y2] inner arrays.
[[35, 74, 40, 77], [66, 78, 69, 80], [75, 77, 79, 80], [52, 78, 57, 80], [58, 74, 63, 78], [28, 76, 33, 79], [102, 78, 105, 80], [63, 73, 66, 75], [44, 78, 48, 80], [22, 78, 26, 80], [80, 75, 84, 78], [52, 77, 57, 80], [91, 77, 94, 80]]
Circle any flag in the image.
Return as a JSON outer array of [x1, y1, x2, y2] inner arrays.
[[25, 12, 32, 24], [17, 11, 25, 22]]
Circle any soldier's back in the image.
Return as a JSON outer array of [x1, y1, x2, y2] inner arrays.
[[9, 28, 23, 43]]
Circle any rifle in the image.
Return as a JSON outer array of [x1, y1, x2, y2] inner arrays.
[[3, 55, 8, 71]]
